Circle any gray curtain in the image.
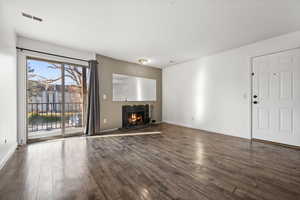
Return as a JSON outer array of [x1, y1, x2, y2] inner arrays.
[[85, 60, 100, 136]]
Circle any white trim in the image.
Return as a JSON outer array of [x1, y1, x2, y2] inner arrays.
[[17, 52, 27, 145], [152, 121, 163, 124], [100, 128, 119, 133], [162, 121, 250, 139], [250, 57, 254, 141], [163, 120, 195, 129], [0, 143, 17, 171]]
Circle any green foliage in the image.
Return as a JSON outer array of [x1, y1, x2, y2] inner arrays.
[[28, 113, 61, 124], [28, 112, 79, 124]]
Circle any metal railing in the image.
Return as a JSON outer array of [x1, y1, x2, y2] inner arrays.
[[28, 102, 83, 133]]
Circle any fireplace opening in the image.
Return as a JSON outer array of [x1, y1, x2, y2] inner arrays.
[[128, 113, 143, 125], [122, 105, 150, 129]]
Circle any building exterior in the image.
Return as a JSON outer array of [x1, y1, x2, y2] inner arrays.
[[28, 82, 82, 113]]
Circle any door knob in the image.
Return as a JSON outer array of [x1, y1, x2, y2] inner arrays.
[[253, 101, 258, 104]]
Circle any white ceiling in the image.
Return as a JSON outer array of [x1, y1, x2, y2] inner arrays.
[[2, 0, 300, 67]]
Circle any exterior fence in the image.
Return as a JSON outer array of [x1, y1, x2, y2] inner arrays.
[[28, 102, 83, 133]]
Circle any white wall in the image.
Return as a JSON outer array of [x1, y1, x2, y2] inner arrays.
[[0, 4, 17, 169], [163, 30, 300, 139], [17, 36, 96, 65]]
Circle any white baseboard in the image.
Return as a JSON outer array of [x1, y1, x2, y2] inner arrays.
[[152, 121, 163, 124], [0, 143, 17, 171], [163, 120, 195, 129], [100, 128, 119, 133], [162, 121, 250, 140]]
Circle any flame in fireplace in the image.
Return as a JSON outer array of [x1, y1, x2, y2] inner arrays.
[[131, 113, 137, 122], [128, 113, 142, 124]]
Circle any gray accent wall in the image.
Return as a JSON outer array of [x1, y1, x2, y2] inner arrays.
[[97, 54, 162, 131]]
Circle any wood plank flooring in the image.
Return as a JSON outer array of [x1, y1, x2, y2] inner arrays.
[[0, 123, 300, 200]]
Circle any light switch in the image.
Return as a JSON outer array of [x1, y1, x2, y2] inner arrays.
[[103, 94, 107, 100]]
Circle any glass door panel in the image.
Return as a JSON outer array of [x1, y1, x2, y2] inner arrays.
[[63, 64, 88, 136], [27, 59, 63, 140]]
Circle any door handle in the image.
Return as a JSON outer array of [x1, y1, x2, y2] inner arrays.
[[253, 101, 258, 104], [253, 95, 258, 98]]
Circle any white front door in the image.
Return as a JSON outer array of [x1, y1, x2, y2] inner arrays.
[[252, 48, 300, 146]]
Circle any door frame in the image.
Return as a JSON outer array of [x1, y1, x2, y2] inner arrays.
[[250, 46, 300, 143], [22, 55, 89, 144]]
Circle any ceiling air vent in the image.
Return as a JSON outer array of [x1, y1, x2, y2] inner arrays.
[[33, 16, 42, 22], [22, 12, 33, 19], [22, 12, 43, 22]]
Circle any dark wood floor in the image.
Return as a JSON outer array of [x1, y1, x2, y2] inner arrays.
[[1, 124, 300, 200]]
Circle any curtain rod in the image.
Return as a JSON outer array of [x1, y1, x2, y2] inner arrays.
[[16, 47, 90, 63]]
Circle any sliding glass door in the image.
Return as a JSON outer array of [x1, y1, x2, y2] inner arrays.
[[64, 64, 88, 136], [26, 58, 88, 141]]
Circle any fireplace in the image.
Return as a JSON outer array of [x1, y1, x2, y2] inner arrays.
[[122, 105, 150, 129]]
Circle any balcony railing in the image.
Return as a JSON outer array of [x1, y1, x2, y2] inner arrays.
[[28, 102, 83, 133]]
